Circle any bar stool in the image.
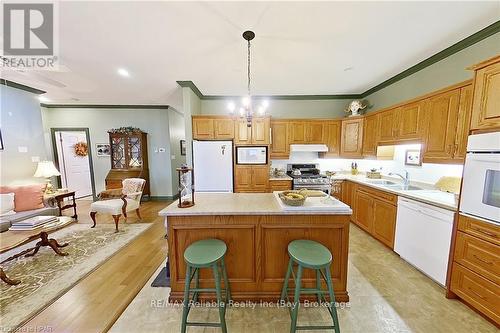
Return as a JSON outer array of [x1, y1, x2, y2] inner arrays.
[[181, 239, 231, 333], [280, 239, 340, 333]]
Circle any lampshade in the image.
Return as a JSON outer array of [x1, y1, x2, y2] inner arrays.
[[34, 161, 61, 178]]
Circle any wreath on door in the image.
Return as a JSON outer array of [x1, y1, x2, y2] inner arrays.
[[74, 142, 88, 157]]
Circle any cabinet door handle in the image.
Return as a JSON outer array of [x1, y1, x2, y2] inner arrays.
[[454, 144, 458, 156], [473, 254, 493, 265], [446, 144, 453, 154]]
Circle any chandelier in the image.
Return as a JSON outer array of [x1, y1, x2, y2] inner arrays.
[[227, 30, 269, 127]]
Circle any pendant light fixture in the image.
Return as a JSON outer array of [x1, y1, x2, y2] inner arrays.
[[227, 30, 269, 127]]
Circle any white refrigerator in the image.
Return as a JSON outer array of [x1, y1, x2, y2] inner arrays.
[[193, 140, 233, 192]]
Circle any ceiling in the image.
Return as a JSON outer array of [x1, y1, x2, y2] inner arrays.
[[1, 1, 498, 106]]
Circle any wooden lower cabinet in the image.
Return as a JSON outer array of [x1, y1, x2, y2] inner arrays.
[[449, 214, 500, 325], [342, 181, 356, 222], [372, 200, 397, 248], [351, 183, 397, 249], [167, 214, 351, 302], [268, 179, 292, 192], [234, 165, 269, 192]]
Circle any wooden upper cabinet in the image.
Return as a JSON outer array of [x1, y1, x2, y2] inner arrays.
[[234, 119, 252, 144], [362, 114, 378, 156], [423, 89, 460, 163], [378, 109, 398, 143], [455, 84, 473, 160], [340, 118, 364, 157], [270, 121, 289, 159], [469, 56, 500, 131], [214, 118, 235, 139], [396, 100, 425, 141], [192, 117, 215, 139], [305, 121, 325, 143], [235, 117, 270, 145], [251, 117, 271, 144], [288, 121, 307, 144], [321, 121, 341, 157]]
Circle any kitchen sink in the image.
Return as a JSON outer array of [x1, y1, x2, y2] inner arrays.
[[364, 179, 397, 185], [385, 184, 423, 191]]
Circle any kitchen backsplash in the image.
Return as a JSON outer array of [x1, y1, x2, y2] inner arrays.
[[271, 144, 463, 184]]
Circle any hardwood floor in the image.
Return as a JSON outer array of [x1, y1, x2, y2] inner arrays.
[[18, 198, 171, 333]]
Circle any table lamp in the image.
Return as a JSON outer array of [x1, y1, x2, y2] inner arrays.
[[34, 161, 61, 194]]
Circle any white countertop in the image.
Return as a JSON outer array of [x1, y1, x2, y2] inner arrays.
[[331, 174, 458, 211], [269, 175, 293, 181], [159, 192, 352, 216]]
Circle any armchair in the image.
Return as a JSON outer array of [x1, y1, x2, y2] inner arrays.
[[89, 178, 146, 232]]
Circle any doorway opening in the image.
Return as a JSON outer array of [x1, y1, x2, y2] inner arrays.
[[51, 128, 96, 199]]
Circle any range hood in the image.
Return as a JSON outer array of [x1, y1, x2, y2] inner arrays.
[[290, 144, 329, 152]]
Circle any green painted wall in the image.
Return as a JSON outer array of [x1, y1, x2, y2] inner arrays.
[[0, 85, 48, 185], [201, 98, 350, 119], [41, 107, 176, 196], [365, 32, 500, 111]]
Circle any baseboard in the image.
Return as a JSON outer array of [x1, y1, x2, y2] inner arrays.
[[149, 195, 178, 201]]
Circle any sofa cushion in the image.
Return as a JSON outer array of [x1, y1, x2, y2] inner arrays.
[[0, 206, 59, 232], [0, 184, 46, 212], [0, 193, 15, 216]]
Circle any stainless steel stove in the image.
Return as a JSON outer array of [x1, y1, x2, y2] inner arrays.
[[286, 164, 331, 191]]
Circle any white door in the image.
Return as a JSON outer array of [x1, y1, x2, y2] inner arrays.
[[55, 131, 93, 198]]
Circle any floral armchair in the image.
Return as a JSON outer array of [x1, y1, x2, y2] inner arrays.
[[89, 178, 146, 232]]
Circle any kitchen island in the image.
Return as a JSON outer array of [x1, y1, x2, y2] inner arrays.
[[159, 192, 352, 302]]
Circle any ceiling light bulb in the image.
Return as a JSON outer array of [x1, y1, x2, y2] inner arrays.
[[117, 68, 130, 77], [38, 96, 50, 102], [242, 96, 250, 107], [258, 106, 265, 115], [261, 100, 269, 108], [227, 101, 235, 113], [239, 107, 245, 116]]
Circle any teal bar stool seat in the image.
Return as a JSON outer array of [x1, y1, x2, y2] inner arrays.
[[181, 239, 231, 333], [280, 239, 340, 333]]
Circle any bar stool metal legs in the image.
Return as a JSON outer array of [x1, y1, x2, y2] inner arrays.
[[280, 240, 341, 333], [180, 239, 231, 333]]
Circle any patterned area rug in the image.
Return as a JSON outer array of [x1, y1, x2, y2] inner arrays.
[[0, 223, 151, 332]]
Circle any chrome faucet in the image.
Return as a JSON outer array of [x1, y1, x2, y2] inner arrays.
[[389, 170, 410, 188]]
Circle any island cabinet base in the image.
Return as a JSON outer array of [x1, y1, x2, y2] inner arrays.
[[167, 214, 350, 303]]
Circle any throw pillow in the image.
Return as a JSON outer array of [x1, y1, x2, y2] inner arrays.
[[0, 184, 46, 212], [0, 193, 15, 216]]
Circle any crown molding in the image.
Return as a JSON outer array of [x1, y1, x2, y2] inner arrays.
[[360, 20, 500, 97], [41, 104, 169, 109], [179, 21, 500, 101], [0, 78, 46, 95]]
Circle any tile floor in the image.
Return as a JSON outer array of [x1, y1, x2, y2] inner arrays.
[[110, 224, 497, 333]]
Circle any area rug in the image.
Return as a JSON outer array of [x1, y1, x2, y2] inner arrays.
[[151, 265, 170, 287], [0, 223, 151, 331]]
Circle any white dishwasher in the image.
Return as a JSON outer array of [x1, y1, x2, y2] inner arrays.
[[394, 197, 455, 286]]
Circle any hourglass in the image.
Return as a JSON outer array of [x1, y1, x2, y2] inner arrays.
[[177, 166, 195, 208]]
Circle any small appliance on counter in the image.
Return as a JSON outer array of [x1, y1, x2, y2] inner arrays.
[[366, 168, 382, 179]]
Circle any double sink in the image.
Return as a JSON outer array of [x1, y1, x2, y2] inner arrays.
[[363, 179, 423, 191]]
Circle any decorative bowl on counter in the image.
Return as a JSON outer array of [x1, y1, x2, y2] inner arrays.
[[279, 190, 307, 206]]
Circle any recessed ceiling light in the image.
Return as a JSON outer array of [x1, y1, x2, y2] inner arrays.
[[38, 96, 50, 103], [117, 68, 130, 77], [343, 66, 353, 71]]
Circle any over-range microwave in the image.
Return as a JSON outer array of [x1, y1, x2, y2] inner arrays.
[[235, 146, 268, 165]]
